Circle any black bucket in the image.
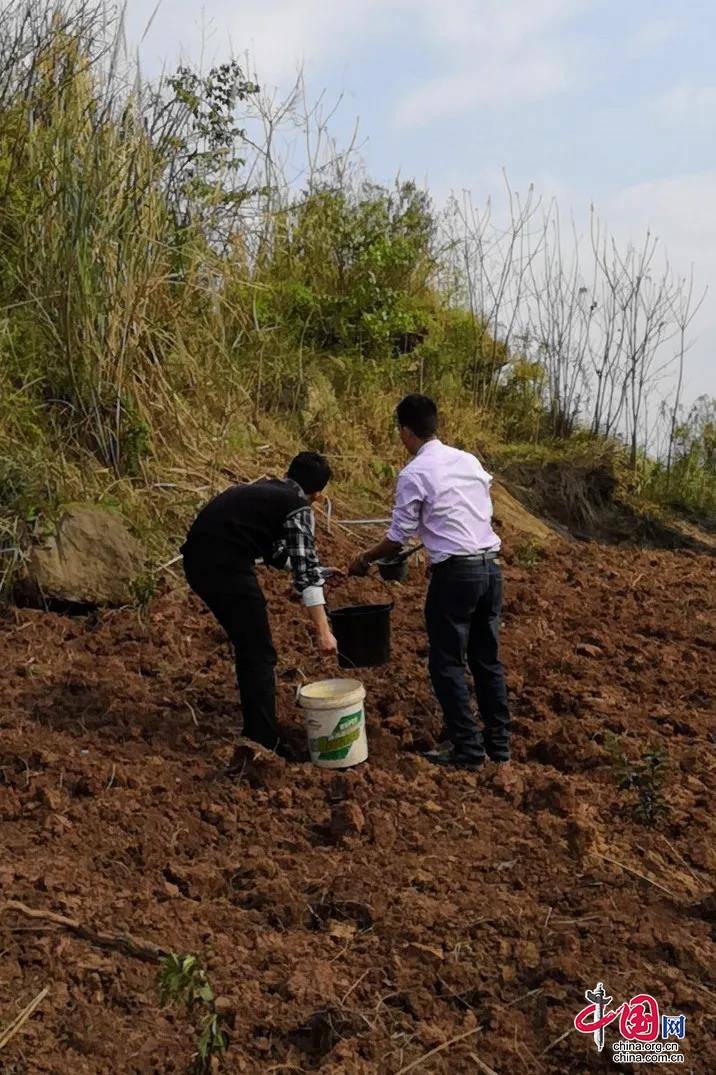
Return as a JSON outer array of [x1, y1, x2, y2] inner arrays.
[[330, 603, 392, 668], [376, 543, 423, 582], [377, 557, 408, 582]]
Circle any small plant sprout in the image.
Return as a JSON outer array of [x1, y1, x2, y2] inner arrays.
[[131, 569, 157, 614], [195, 1012, 228, 1073], [515, 537, 544, 570], [604, 733, 669, 826], [158, 954, 228, 1073]]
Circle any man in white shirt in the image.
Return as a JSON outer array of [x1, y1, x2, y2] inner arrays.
[[349, 395, 510, 769]]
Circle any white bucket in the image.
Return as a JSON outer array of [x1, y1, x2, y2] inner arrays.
[[297, 678, 368, 769]]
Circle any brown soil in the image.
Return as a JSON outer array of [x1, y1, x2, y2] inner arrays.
[[1, 520, 714, 1073]]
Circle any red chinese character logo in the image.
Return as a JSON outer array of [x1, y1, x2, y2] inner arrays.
[[574, 1003, 620, 1036], [619, 994, 660, 1042]]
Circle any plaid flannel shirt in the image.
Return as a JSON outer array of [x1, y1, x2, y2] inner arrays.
[[268, 480, 325, 607]]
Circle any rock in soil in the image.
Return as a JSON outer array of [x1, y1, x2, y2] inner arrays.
[[17, 504, 144, 606]]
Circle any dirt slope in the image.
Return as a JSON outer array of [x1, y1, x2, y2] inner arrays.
[[491, 482, 558, 543], [0, 518, 714, 1073]]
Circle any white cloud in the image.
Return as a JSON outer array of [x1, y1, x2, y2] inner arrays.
[[125, 0, 389, 82], [604, 172, 716, 261], [392, 0, 590, 127], [628, 17, 677, 57], [394, 51, 570, 126], [410, 0, 588, 48], [656, 84, 716, 125], [221, 0, 384, 82]]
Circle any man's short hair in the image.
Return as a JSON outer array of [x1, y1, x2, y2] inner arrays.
[[287, 451, 332, 494], [396, 394, 438, 438]]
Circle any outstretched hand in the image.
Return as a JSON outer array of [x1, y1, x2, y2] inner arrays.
[[348, 553, 370, 577], [321, 566, 346, 580]]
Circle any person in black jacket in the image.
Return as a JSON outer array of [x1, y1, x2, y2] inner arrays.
[[181, 452, 338, 757]]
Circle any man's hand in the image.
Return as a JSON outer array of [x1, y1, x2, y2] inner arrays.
[[317, 628, 338, 656], [306, 603, 338, 656], [348, 553, 370, 577], [349, 538, 403, 576], [320, 566, 345, 580]]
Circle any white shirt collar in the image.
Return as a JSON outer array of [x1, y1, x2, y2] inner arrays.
[[415, 438, 441, 457]]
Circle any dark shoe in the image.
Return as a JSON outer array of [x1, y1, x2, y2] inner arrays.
[[275, 739, 300, 762], [421, 744, 450, 760], [423, 747, 485, 771], [484, 738, 511, 764]]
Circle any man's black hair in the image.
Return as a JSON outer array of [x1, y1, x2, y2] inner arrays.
[[287, 451, 332, 494], [396, 394, 438, 439]]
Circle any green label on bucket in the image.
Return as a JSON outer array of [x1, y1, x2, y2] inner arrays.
[[311, 709, 363, 761]]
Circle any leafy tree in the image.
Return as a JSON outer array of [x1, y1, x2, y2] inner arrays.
[[265, 180, 436, 358]]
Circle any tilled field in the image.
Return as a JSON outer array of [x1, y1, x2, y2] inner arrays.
[[0, 522, 714, 1073]]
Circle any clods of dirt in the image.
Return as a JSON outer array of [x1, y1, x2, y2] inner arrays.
[[0, 525, 714, 1072]]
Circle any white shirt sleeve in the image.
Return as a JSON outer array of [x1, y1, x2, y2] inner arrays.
[[385, 470, 423, 545]]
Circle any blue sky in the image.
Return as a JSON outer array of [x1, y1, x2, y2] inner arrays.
[[125, 0, 715, 401]]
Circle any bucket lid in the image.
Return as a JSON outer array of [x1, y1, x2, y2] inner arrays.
[[297, 677, 365, 710]]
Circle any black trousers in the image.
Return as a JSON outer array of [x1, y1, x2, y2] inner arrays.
[[425, 556, 510, 760], [183, 555, 279, 749]]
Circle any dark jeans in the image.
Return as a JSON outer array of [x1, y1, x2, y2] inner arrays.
[[183, 554, 279, 749], [425, 557, 510, 760]]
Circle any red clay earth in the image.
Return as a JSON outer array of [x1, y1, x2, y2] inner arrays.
[[0, 520, 714, 1074]]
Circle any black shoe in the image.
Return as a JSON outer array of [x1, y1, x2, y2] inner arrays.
[[423, 747, 485, 771], [421, 744, 450, 760], [485, 744, 511, 763], [275, 740, 300, 762]]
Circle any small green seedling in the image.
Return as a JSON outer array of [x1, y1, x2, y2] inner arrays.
[[131, 569, 157, 614], [158, 953, 228, 1073], [158, 953, 213, 1007], [604, 733, 668, 826], [196, 1012, 228, 1070], [515, 537, 544, 570]]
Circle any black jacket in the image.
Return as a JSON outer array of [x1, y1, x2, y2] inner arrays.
[[181, 478, 306, 584]]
